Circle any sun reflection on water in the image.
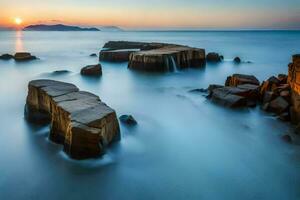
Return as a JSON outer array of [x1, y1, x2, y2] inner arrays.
[[15, 31, 24, 52]]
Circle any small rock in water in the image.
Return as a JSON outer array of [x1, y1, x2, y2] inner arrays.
[[14, 52, 37, 61], [281, 135, 292, 143], [52, 70, 71, 75], [206, 52, 222, 62], [0, 53, 14, 60], [119, 115, 137, 126], [90, 53, 97, 57], [189, 88, 207, 93], [233, 57, 241, 64], [80, 64, 102, 76]]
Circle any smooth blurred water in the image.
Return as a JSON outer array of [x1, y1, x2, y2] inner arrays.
[[0, 30, 300, 200]]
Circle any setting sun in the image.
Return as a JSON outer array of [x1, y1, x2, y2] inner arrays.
[[14, 17, 22, 25]]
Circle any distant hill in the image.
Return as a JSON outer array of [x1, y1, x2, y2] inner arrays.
[[23, 24, 100, 31]]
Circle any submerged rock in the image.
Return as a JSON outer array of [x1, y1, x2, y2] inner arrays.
[[206, 52, 223, 62], [90, 53, 97, 57], [225, 74, 260, 87], [14, 52, 37, 61], [80, 64, 102, 76], [119, 115, 137, 126], [189, 88, 207, 93], [25, 79, 120, 159], [0, 53, 14, 60]]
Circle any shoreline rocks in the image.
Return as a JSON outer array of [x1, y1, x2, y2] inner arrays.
[[0, 54, 14, 60], [25, 80, 120, 159]]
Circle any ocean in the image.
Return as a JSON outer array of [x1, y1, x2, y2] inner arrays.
[[0, 30, 300, 200]]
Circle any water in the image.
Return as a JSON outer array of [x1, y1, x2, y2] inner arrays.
[[0, 30, 300, 200]]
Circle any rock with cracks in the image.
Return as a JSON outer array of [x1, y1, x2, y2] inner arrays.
[[24, 79, 120, 159]]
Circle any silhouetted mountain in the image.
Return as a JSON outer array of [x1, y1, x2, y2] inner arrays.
[[23, 24, 100, 31]]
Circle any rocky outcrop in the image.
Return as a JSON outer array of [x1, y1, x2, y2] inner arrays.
[[80, 64, 102, 76], [14, 52, 37, 61], [206, 52, 223, 62], [100, 41, 206, 71], [225, 74, 260, 87], [25, 80, 120, 159]]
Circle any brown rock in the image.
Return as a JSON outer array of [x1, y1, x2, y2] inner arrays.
[[14, 52, 37, 61], [80, 64, 102, 76], [225, 74, 260, 87], [268, 96, 289, 114], [210, 87, 247, 108], [206, 52, 223, 62], [25, 79, 120, 159]]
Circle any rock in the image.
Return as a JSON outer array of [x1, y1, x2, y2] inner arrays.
[[80, 64, 102, 76], [90, 53, 97, 57], [100, 49, 138, 62], [281, 135, 292, 143], [278, 74, 288, 84], [294, 124, 300, 134], [119, 115, 137, 126], [128, 46, 205, 72], [210, 87, 247, 108], [100, 41, 206, 70], [189, 88, 207, 93], [25, 79, 120, 159], [0, 53, 14, 60], [280, 90, 290, 100], [14, 52, 37, 61], [236, 84, 260, 100], [268, 96, 289, 114], [207, 84, 224, 97], [262, 91, 276, 104], [52, 70, 71, 75], [225, 74, 260, 87], [233, 57, 241, 64], [287, 54, 300, 123], [206, 52, 222, 62]]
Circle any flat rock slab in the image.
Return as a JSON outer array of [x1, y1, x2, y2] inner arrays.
[[25, 79, 120, 159], [210, 87, 248, 108], [100, 41, 205, 72]]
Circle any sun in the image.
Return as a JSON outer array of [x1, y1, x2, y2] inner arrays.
[[14, 17, 23, 25]]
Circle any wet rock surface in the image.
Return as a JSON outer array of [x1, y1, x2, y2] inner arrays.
[[100, 41, 206, 71], [80, 64, 102, 76], [25, 79, 120, 159]]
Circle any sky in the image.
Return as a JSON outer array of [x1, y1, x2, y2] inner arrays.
[[0, 0, 299, 29]]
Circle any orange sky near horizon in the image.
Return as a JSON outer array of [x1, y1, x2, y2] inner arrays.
[[0, 0, 299, 29]]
